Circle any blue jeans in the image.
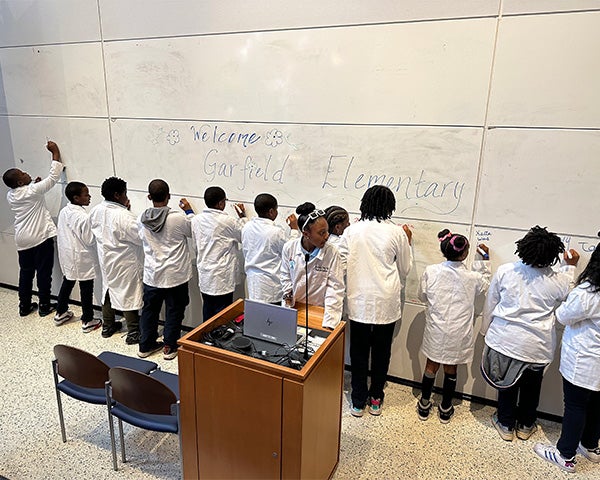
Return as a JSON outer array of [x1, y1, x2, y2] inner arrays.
[[140, 282, 189, 351], [557, 377, 600, 459], [201, 291, 233, 323]]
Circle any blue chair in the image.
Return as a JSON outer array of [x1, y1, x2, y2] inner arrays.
[[105, 367, 180, 471], [52, 344, 158, 443]]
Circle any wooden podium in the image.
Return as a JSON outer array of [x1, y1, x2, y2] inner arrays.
[[178, 299, 346, 479]]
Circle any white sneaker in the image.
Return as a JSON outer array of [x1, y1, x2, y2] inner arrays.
[[577, 443, 600, 463], [533, 443, 576, 473], [54, 310, 74, 326], [350, 405, 365, 417], [82, 318, 102, 333]]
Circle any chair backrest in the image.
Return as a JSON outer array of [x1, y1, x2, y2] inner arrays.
[[108, 367, 177, 415], [54, 344, 109, 388]]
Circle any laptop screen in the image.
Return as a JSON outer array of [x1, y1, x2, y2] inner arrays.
[[243, 299, 299, 346]]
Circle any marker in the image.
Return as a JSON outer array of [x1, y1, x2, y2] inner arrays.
[[233, 204, 241, 214], [477, 247, 487, 257], [565, 249, 573, 260]]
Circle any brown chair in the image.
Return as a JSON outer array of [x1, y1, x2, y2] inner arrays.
[[105, 367, 180, 471], [52, 344, 157, 442]]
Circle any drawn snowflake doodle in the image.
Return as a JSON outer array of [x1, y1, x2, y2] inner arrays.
[[167, 129, 180, 145], [265, 129, 284, 147]]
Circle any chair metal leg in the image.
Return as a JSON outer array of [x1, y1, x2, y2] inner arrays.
[[118, 418, 126, 463], [106, 384, 118, 471], [52, 361, 67, 443]]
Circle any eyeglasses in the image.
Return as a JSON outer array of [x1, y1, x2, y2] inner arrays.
[[301, 209, 325, 231]]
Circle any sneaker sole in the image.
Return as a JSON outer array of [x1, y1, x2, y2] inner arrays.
[[163, 353, 178, 360], [516, 426, 538, 441], [82, 322, 102, 333], [350, 409, 364, 418], [54, 312, 74, 326], [368, 407, 381, 416], [137, 343, 164, 358]]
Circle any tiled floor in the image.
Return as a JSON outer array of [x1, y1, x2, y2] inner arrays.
[[0, 286, 596, 479]]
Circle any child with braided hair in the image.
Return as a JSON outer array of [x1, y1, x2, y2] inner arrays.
[[482, 226, 579, 442], [416, 229, 491, 423]]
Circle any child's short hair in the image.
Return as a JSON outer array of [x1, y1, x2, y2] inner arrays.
[[204, 186, 226, 208], [360, 185, 395, 222], [148, 179, 170, 202], [438, 229, 469, 261], [325, 206, 349, 234], [101, 176, 127, 201], [3, 168, 21, 188], [515, 225, 564, 268], [254, 193, 277, 217], [65, 181, 87, 203]]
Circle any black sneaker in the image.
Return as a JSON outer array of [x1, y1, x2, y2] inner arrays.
[[38, 303, 57, 317], [19, 302, 38, 317], [101, 321, 123, 338], [138, 342, 164, 358], [125, 331, 141, 345], [417, 398, 432, 421], [438, 404, 455, 424]]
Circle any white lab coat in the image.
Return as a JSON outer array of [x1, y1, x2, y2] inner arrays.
[[89, 201, 144, 311], [482, 261, 575, 364], [6, 160, 63, 250], [242, 217, 297, 303], [138, 208, 194, 289], [57, 204, 96, 281], [418, 260, 491, 364], [343, 219, 412, 324], [191, 208, 246, 296], [280, 238, 345, 329], [556, 282, 600, 391]]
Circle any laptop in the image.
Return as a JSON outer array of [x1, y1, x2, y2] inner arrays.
[[243, 299, 300, 346]]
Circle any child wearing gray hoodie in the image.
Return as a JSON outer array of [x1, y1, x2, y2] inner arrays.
[[137, 179, 194, 360]]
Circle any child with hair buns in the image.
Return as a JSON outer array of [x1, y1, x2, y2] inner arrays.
[[416, 229, 491, 423]]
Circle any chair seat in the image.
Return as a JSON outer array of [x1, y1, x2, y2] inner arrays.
[[111, 404, 178, 433], [57, 380, 106, 404], [98, 351, 157, 373]]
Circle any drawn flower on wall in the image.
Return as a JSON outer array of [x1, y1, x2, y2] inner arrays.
[[167, 129, 180, 145], [265, 129, 284, 147]]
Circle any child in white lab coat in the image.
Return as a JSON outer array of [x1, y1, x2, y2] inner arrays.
[[324, 205, 350, 249], [482, 226, 579, 442], [416, 230, 490, 423], [280, 202, 344, 330], [534, 242, 600, 473], [242, 193, 297, 304], [55, 181, 101, 332], [89, 177, 144, 344], [343, 185, 412, 417]]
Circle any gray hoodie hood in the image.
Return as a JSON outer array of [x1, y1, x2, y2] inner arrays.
[[141, 206, 170, 233]]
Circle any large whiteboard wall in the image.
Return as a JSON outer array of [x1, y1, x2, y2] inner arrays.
[[1, 0, 600, 415]]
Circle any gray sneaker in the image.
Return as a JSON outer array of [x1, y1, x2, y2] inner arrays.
[[54, 310, 74, 326], [492, 412, 514, 441], [577, 443, 600, 463], [82, 318, 102, 333], [516, 422, 538, 440]]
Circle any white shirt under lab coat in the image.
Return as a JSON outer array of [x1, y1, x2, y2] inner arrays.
[[191, 208, 246, 296], [343, 219, 412, 324], [242, 217, 298, 303], [6, 160, 64, 250], [280, 238, 345, 329], [89, 201, 144, 311], [57, 203, 96, 281], [418, 260, 491, 364], [556, 282, 600, 391], [138, 209, 194, 289], [482, 261, 575, 364]]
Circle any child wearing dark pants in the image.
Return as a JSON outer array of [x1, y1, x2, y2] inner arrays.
[[137, 180, 194, 360], [55, 181, 101, 332], [534, 244, 600, 473], [417, 230, 490, 423], [482, 226, 579, 442], [3, 141, 63, 317]]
